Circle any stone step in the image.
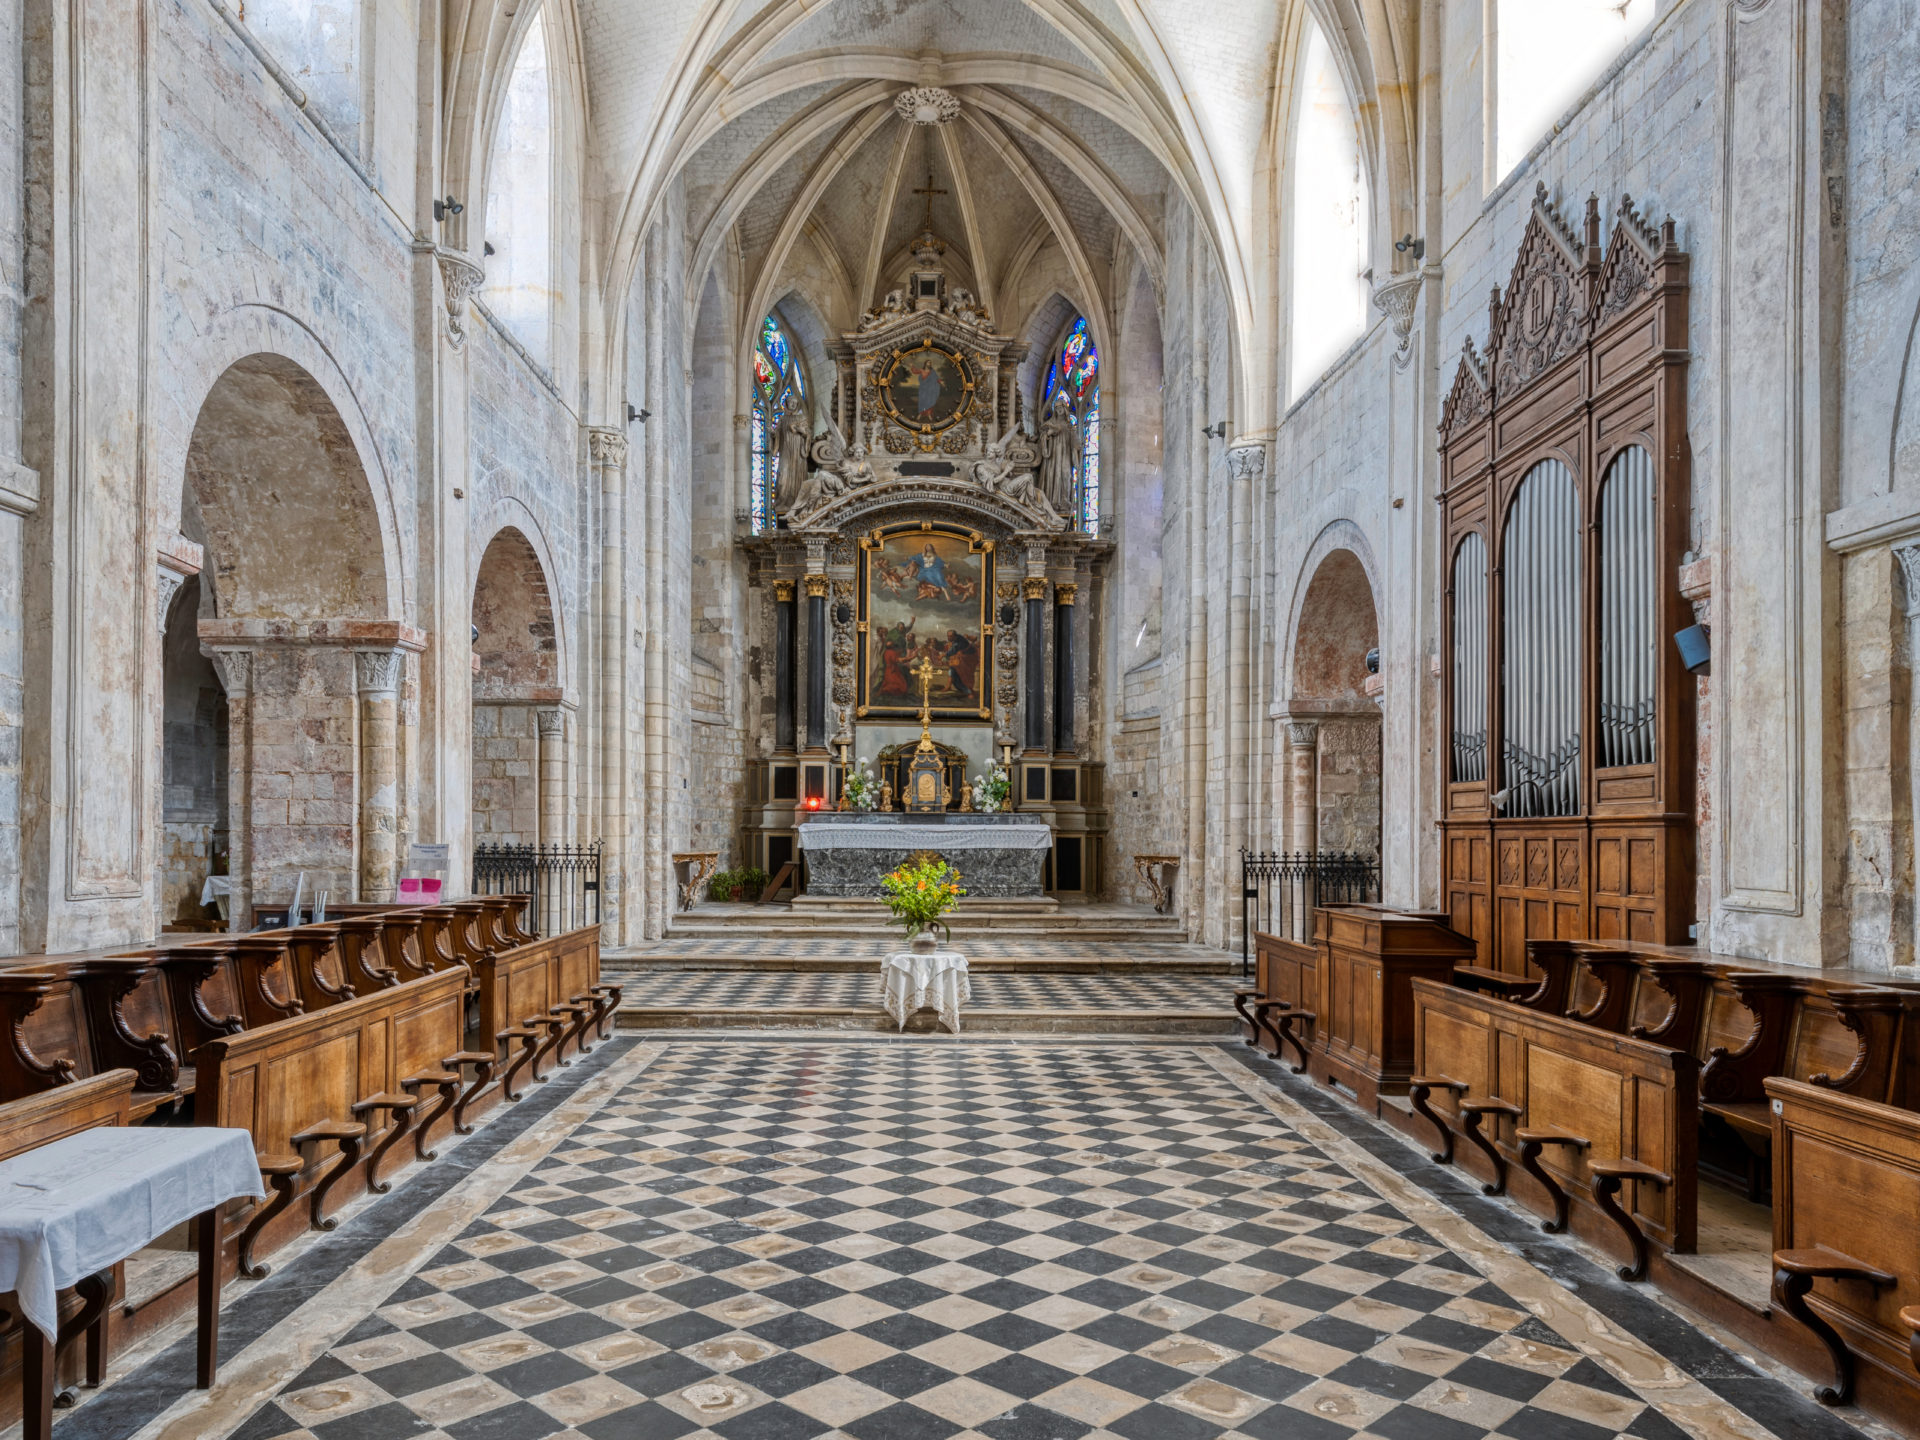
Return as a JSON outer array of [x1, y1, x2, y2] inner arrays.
[[605, 954, 1234, 975], [614, 1008, 1239, 1036], [663, 928, 1193, 946]]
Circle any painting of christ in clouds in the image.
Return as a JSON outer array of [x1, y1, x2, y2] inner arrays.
[[859, 527, 992, 719]]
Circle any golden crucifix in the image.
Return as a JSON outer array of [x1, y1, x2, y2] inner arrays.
[[911, 654, 938, 750]]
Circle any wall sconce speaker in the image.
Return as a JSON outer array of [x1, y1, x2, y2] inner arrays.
[[1673, 624, 1710, 676]]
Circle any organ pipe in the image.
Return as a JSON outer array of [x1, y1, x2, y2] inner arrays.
[[1501, 460, 1580, 817], [1451, 534, 1488, 783], [1599, 447, 1656, 767]]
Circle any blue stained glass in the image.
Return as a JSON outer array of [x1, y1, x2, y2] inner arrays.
[[749, 313, 805, 533], [1045, 318, 1100, 533]]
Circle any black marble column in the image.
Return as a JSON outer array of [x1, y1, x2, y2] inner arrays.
[[774, 580, 796, 752], [1053, 583, 1076, 753], [805, 575, 828, 749], [1024, 579, 1047, 752]]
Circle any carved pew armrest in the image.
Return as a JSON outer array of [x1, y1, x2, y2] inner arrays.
[[349, 1093, 421, 1195], [1513, 1126, 1592, 1234], [548, 1000, 594, 1066], [1232, 989, 1261, 1043], [1898, 1304, 1920, 1376], [1589, 1159, 1672, 1282], [1456, 1098, 1523, 1196], [1771, 1246, 1898, 1406], [497, 1025, 543, 1100], [586, 982, 622, 1040], [1270, 1003, 1315, 1074], [237, 1156, 307, 1280], [442, 1050, 497, 1133], [1407, 1077, 1468, 1165], [288, 1119, 368, 1232]]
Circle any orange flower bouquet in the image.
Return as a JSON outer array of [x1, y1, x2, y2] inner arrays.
[[880, 855, 966, 946]]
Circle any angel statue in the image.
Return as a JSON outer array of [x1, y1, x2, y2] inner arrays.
[[810, 417, 876, 488], [1037, 389, 1079, 519], [973, 425, 1065, 529], [772, 395, 812, 515]]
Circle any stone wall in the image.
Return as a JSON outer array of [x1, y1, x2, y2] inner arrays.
[[471, 704, 540, 844]]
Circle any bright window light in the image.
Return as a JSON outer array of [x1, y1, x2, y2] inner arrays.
[[1289, 17, 1369, 399], [1495, 0, 1654, 181], [484, 7, 555, 365]]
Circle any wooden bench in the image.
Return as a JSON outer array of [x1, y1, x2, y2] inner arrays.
[[195, 968, 470, 1277], [473, 925, 618, 1105], [1767, 1077, 1920, 1417], [0, 961, 183, 1118], [1235, 930, 1319, 1074], [1407, 978, 1697, 1280]]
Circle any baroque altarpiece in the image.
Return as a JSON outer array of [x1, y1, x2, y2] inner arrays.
[[739, 230, 1112, 895]]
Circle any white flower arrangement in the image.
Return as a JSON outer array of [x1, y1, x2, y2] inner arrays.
[[970, 765, 1011, 813], [843, 757, 880, 810]]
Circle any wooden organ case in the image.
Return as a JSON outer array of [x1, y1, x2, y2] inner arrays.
[[1437, 185, 1694, 976]]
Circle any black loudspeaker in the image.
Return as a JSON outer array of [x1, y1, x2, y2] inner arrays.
[[1673, 624, 1710, 676]]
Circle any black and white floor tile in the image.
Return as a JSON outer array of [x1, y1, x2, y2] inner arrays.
[[137, 1040, 1848, 1440], [615, 973, 1236, 1012]]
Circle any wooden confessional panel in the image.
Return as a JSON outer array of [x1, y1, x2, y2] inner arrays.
[[1437, 186, 1695, 975]]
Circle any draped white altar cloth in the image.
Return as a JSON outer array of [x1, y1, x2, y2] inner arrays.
[[882, 950, 971, 1033]]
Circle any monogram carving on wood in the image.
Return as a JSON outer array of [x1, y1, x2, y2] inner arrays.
[[1491, 187, 1589, 403]]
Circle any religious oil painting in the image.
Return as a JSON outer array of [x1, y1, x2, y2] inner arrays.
[[878, 344, 971, 432], [859, 525, 994, 721]]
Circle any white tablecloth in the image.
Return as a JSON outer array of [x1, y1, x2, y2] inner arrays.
[[800, 821, 1052, 850], [0, 1127, 264, 1341], [883, 951, 971, 1033]]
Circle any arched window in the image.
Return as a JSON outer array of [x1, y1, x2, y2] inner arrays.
[[483, 7, 554, 365], [1041, 316, 1100, 533], [1493, 0, 1653, 181], [749, 314, 805, 533], [1289, 16, 1369, 398]]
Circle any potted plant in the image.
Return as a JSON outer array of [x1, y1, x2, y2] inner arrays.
[[880, 854, 967, 952], [970, 766, 1011, 814]]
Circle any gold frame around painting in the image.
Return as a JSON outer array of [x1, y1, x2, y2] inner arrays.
[[856, 522, 995, 723]]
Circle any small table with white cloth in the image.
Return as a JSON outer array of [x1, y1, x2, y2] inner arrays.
[[0, 1126, 265, 1438], [882, 949, 972, 1033]]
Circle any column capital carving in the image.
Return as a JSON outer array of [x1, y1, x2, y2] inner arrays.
[[587, 426, 628, 467], [156, 533, 205, 634], [772, 579, 796, 602], [206, 648, 251, 697], [434, 249, 485, 351], [536, 707, 566, 738], [1226, 445, 1267, 483], [1054, 582, 1077, 606], [1286, 719, 1321, 748], [354, 647, 406, 696], [804, 574, 830, 598], [1896, 544, 1920, 619], [1022, 577, 1049, 600], [156, 569, 188, 634], [1369, 268, 1426, 370]]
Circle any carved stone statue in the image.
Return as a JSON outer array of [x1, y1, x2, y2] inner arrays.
[[972, 426, 1065, 529], [1037, 389, 1079, 518], [773, 396, 812, 514]]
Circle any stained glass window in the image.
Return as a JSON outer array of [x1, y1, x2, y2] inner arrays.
[[749, 314, 805, 532], [1044, 317, 1100, 533]]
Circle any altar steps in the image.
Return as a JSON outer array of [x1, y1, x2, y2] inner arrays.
[[604, 948, 1233, 975], [659, 899, 1191, 947], [610, 969, 1241, 1035]]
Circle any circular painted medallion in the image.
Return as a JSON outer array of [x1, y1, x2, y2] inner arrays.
[[876, 343, 975, 434]]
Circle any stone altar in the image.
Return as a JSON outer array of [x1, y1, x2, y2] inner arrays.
[[797, 814, 1051, 897]]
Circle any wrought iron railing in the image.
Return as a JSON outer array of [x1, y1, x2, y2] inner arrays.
[[472, 840, 602, 937], [1240, 848, 1381, 975]]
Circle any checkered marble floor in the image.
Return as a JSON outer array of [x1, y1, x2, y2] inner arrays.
[[619, 973, 1236, 1011], [221, 1041, 1720, 1440]]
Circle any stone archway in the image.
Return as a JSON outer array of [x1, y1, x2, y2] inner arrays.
[[471, 526, 565, 846], [1284, 547, 1382, 857], [179, 353, 416, 925]]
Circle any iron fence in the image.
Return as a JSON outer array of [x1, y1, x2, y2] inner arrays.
[[1240, 848, 1380, 975], [472, 840, 602, 937]]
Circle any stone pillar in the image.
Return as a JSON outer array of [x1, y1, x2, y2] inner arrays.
[[537, 707, 567, 847], [1288, 720, 1320, 856], [355, 649, 404, 902], [1053, 582, 1077, 754], [805, 574, 829, 751], [1023, 577, 1048, 752], [588, 426, 629, 936], [1898, 545, 1920, 966], [207, 649, 252, 932], [774, 579, 797, 752]]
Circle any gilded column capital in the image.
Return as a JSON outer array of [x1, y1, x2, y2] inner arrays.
[[1022, 577, 1049, 601], [804, 575, 830, 598], [1054, 582, 1078, 606], [772, 579, 796, 603]]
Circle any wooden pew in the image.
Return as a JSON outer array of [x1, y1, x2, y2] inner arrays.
[[472, 925, 617, 1105], [195, 968, 470, 1276], [1235, 931, 1318, 1073], [0, 961, 182, 1118], [1407, 978, 1697, 1280], [1309, 906, 1477, 1108], [1767, 1077, 1920, 1419]]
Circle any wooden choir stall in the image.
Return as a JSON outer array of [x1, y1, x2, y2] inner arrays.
[[1232, 192, 1920, 1436], [0, 895, 620, 1426]]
